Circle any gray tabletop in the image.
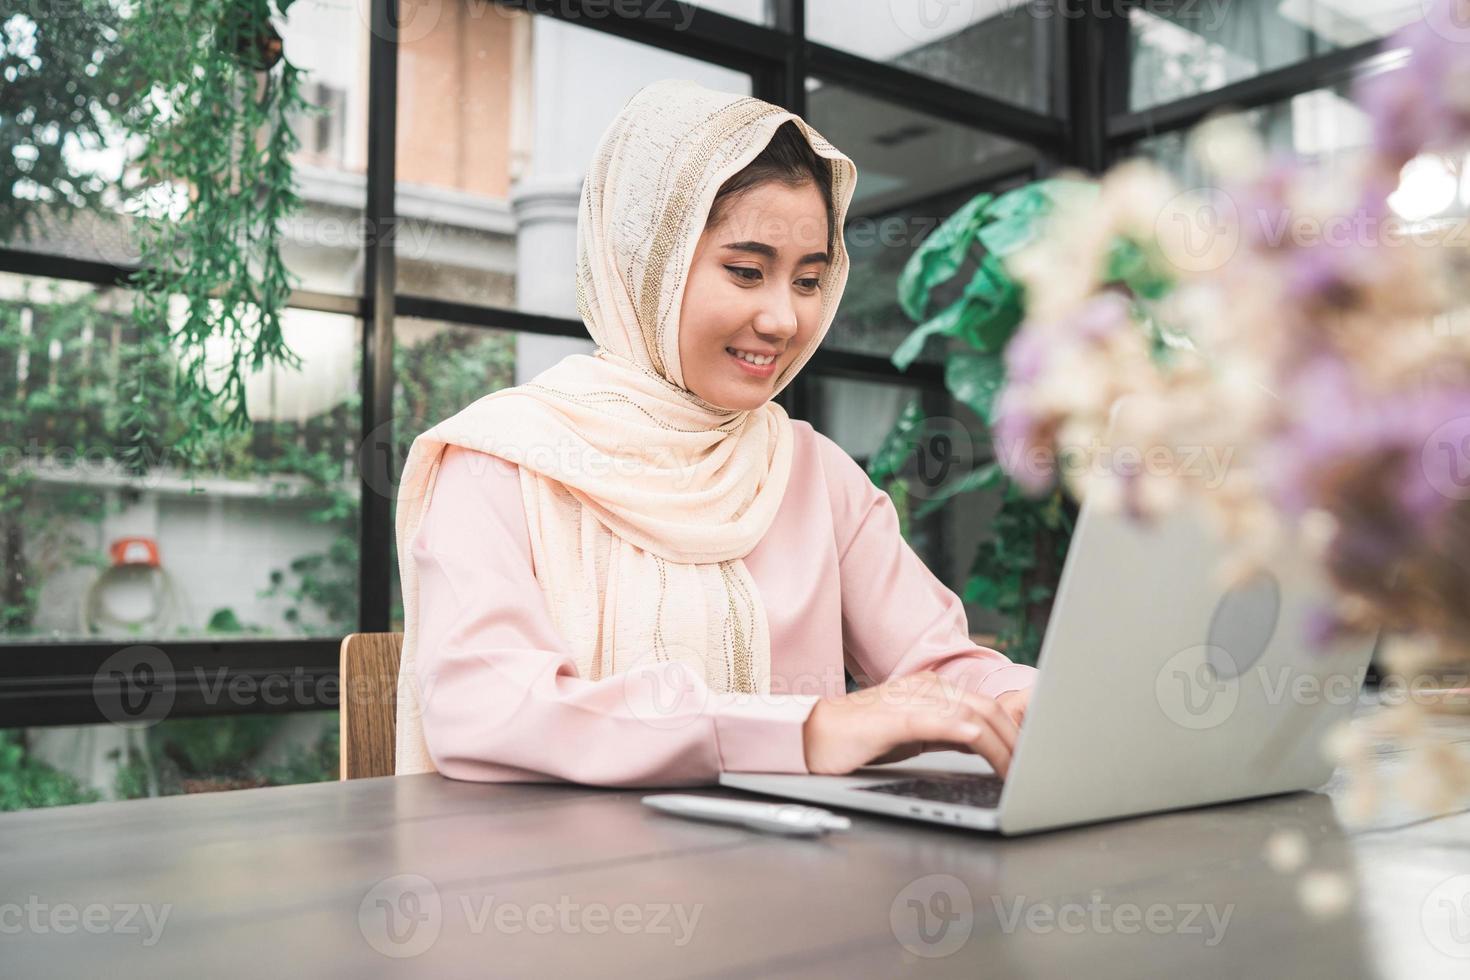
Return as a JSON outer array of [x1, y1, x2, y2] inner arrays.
[[5, 702, 1470, 979]]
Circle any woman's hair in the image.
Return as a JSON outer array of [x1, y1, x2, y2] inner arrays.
[[707, 120, 835, 248]]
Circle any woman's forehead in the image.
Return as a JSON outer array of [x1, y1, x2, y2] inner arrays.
[[706, 183, 830, 251]]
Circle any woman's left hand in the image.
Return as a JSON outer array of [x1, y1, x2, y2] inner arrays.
[[995, 687, 1031, 728]]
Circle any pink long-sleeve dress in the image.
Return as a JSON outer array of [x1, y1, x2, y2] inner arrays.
[[410, 417, 1039, 787]]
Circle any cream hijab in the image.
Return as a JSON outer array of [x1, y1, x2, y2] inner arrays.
[[393, 78, 858, 775]]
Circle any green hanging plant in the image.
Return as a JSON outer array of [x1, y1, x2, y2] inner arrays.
[[115, 0, 314, 471], [869, 177, 1179, 665]]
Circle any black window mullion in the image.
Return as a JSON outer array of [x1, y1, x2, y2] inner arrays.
[[1106, 38, 1401, 147], [358, 0, 398, 634]]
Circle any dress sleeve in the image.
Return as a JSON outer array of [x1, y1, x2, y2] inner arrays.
[[814, 429, 1041, 700], [411, 445, 821, 787]]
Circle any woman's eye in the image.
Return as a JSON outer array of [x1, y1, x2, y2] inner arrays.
[[798, 278, 821, 291], [725, 266, 761, 282]]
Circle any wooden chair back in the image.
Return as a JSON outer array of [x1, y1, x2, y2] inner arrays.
[[338, 632, 404, 780]]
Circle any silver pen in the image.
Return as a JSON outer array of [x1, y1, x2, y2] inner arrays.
[[641, 794, 852, 836]]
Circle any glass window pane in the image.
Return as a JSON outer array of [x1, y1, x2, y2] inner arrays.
[[1, 713, 338, 813], [388, 318, 543, 629], [0, 274, 360, 644], [687, 0, 776, 25], [811, 376, 919, 463], [0, 2, 365, 292], [395, 9, 751, 310], [1134, 81, 1373, 183], [276, 0, 372, 292], [805, 80, 1038, 363], [1135, 77, 1470, 334], [805, 0, 1049, 111], [811, 377, 953, 595], [1128, 0, 1421, 111]]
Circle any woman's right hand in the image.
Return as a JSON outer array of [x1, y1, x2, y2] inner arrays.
[[801, 670, 1020, 777]]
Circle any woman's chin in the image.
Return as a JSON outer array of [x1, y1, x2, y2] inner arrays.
[[695, 383, 770, 413]]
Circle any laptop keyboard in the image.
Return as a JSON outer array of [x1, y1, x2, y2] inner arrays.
[[855, 774, 1005, 810]]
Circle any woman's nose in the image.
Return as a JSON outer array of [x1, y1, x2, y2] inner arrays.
[[753, 292, 800, 341]]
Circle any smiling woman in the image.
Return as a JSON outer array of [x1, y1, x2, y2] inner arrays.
[[391, 79, 1038, 789], [679, 122, 836, 411]]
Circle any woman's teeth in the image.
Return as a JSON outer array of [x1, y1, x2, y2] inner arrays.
[[727, 348, 775, 366]]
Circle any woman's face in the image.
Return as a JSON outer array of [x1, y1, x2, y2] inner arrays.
[[678, 179, 831, 411]]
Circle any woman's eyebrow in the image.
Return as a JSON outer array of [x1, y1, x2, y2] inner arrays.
[[721, 240, 830, 265]]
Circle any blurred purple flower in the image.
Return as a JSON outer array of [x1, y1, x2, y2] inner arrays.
[[1003, 325, 1048, 384], [1302, 603, 1346, 652], [1355, 3, 1470, 165], [1074, 291, 1132, 342], [1284, 246, 1359, 309], [1235, 155, 1300, 252], [992, 385, 1055, 495]]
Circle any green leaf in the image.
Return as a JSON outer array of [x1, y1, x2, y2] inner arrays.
[[891, 256, 1024, 369], [912, 461, 1004, 520], [897, 192, 993, 322], [890, 294, 970, 371], [964, 572, 1004, 608], [975, 213, 1041, 258], [1103, 237, 1174, 299], [957, 257, 1024, 353], [989, 177, 1097, 221], [944, 351, 1007, 423], [866, 397, 926, 483]]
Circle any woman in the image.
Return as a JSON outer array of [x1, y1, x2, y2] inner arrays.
[[392, 78, 1038, 787]]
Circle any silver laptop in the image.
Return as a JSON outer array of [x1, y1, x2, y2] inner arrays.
[[721, 398, 1378, 835]]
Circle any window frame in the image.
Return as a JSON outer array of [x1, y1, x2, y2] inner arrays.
[[0, 0, 1395, 723]]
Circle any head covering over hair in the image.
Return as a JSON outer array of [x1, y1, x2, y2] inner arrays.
[[392, 78, 858, 775]]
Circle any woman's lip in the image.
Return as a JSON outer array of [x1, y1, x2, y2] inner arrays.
[[726, 348, 777, 377]]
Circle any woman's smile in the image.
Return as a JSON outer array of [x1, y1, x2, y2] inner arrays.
[[726, 346, 779, 378]]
